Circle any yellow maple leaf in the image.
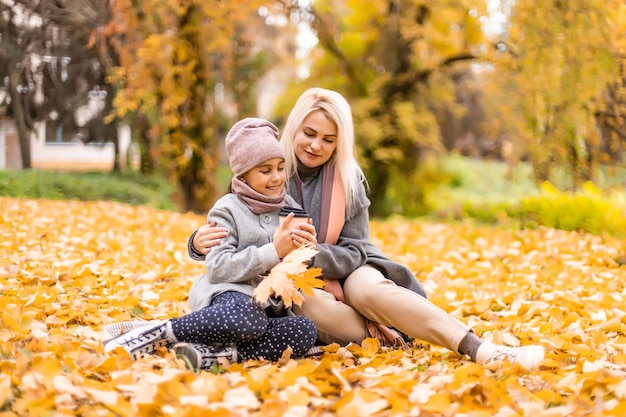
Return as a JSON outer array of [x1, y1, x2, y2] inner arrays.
[[252, 246, 323, 307], [293, 267, 325, 296]]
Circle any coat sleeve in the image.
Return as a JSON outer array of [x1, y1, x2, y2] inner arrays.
[[187, 230, 206, 261], [203, 205, 281, 285]]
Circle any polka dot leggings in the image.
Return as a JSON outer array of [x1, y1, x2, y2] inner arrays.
[[170, 291, 317, 361]]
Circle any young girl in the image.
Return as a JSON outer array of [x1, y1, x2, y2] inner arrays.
[[104, 118, 318, 369]]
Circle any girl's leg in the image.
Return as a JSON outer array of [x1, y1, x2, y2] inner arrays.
[[170, 291, 268, 345], [292, 288, 368, 345], [342, 265, 471, 353], [172, 291, 317, 361], [238, 316, 318, 361]]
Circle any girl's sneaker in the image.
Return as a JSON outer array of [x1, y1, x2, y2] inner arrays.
[[304, 346, 324, 357], [104, 321, 175, 359], [174, 343, 238, 370]]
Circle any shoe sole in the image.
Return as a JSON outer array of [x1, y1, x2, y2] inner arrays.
[[174, 343, 238, 370], [175, 344, 202, 369], [103, 320, 164, 338]]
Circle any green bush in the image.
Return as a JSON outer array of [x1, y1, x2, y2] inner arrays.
[[383, 156, 452, 217], [422, 156, 626, 238], [515, 182, 626, 238]]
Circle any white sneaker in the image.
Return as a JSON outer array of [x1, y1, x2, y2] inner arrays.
[[477, 341, 545, 370], [174, 343, 238, 370], [103, 320, 165, 338], [104, 321, 175, 359]]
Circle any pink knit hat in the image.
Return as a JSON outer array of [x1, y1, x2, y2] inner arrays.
[[225, 118, 283, 177]]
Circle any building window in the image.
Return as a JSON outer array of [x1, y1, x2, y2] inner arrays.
[[45, 119, 81, 143]]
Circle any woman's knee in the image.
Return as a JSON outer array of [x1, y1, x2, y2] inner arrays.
[[343, 265, 391, 306], [293, 289, 367, 344], [293, 289, 338, 322]]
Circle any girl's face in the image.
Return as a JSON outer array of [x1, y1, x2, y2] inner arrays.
[[241, 158, 286, 197], [293, 110, 338, 168]]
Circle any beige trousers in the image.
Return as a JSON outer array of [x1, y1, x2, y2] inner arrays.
[[293, 265, 472, 353]]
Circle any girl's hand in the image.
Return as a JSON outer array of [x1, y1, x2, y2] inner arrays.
[[273, 213, 298, 258], [193, 222, 228, 255]]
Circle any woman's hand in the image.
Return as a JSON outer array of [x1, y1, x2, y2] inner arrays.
[[193, 222, 228, 255], [273, 214, 317, 258], [290, 218, 317, 249]]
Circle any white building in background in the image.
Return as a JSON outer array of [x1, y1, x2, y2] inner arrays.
[[0, 92, 133, 171]]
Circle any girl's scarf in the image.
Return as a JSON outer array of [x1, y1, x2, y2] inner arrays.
[[231, 177, 286, 214]]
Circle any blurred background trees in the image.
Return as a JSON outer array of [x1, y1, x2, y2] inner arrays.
[[0, 1, 115, 169], [484, 0, 623, 190], [1, 0, 624, 216], [287, 0, 489, 215], [105, 0, 281, 212]]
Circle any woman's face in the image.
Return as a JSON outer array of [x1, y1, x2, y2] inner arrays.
[[293, 110, 338, 168]]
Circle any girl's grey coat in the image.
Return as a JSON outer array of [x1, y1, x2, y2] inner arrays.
[[188, 193, 299, 312]]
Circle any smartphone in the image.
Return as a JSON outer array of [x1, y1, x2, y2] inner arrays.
[[279, 206, 310, 225]]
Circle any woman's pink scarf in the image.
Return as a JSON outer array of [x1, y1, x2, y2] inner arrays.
[[318, 163, 346, 302]]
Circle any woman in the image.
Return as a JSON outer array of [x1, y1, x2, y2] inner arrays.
[[189, 88, 545, 369], [104, 118, 318, 369]]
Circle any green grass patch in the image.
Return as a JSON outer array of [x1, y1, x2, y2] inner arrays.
[[0, 169, 177, 211]]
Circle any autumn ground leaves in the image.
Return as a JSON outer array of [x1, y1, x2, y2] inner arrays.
[[1, 197, 626, 416]]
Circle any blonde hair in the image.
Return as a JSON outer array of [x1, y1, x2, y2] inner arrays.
[[280, 88, 365, 216]]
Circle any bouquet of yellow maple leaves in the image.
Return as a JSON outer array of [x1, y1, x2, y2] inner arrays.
[[252, 246, 325, 308]]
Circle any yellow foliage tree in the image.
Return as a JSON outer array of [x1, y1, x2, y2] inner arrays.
[[278, 0, 488, 216], [491, 0, 622, 189], [594, 0, 626, 171]]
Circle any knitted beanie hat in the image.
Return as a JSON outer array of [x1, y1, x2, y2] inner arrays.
[[225, 118, 283, 177]]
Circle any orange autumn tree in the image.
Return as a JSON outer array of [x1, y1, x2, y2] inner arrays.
[[108, 0, 284, 212]]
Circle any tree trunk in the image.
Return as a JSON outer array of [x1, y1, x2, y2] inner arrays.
[[8, 70, 31, 169], [110, 123, 121, 172], [136, 113, 155, 174], [531, 158, 551, 185], [366, 164, 390, 217]]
